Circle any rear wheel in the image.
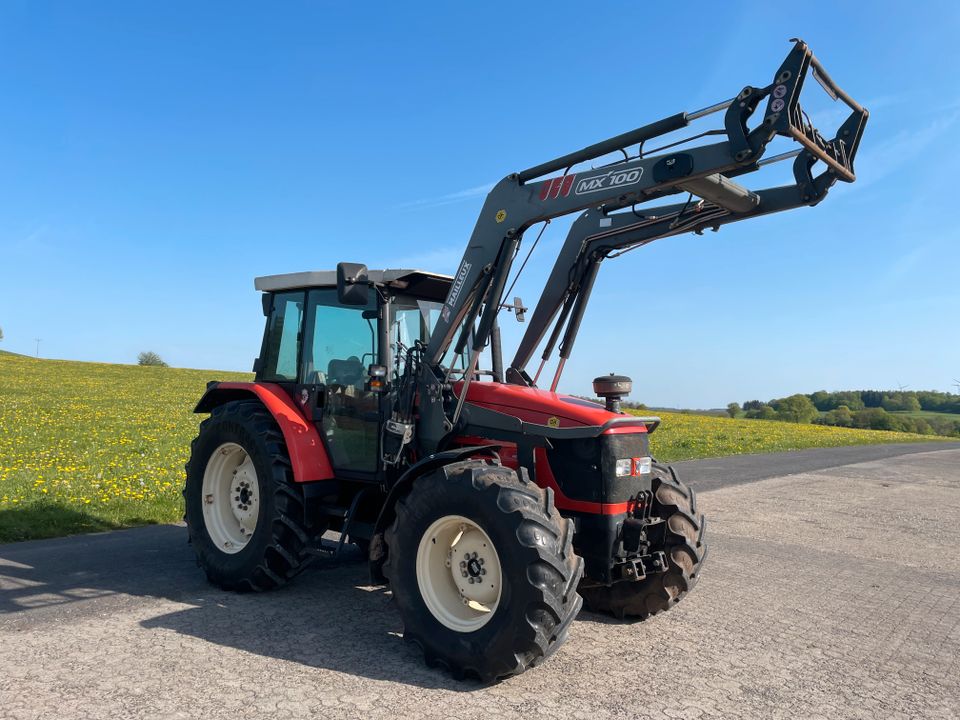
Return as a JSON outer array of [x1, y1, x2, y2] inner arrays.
[[579, 464, 707, 619], [384, 461, 583, 682], [184, 400, 324, 591]]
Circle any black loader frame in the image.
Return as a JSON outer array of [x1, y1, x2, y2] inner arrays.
[[399, 38, 867, 453]]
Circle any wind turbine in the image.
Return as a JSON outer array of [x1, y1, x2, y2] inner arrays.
[[896, 381, 909, 392], [953, 378, 960, 394]]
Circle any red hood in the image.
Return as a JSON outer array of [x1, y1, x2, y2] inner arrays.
[[459, 381, 622, 429]]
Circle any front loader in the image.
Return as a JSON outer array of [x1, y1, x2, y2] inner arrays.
[[183, 40, 867, 681]]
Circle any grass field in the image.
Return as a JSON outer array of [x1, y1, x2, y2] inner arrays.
[[634, 409, 943, 461], [889, 409, 960, 420], [0, 351, 249, 542], [0, 350, 947, 543]]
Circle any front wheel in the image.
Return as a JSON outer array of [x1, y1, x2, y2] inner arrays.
[[579, 464, 707, 619], [384, 461, 583, 682]]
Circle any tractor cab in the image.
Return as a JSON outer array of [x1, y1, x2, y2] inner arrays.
[[251, 267, 453, 476]]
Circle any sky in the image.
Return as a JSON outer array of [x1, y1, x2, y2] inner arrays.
[[1, 1, 958, 408]]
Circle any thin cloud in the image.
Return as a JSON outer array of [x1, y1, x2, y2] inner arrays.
[[849, 109, 959, 191], [394, 181, 495, 210], [385, 245, 464, 274]]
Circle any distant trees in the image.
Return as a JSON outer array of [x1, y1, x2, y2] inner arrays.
[[771, 394, 819, 424], [881, 394, 921, 412], [732, 389, 960, 438], [824, 405, 854, 427], [804, 389, 955, 414], [137, 351, 168, 367], [726, 402, 741, 418], [744, 403, 777, 420]]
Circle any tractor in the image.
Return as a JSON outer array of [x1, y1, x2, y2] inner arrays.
[[184, 40, 866, 681]]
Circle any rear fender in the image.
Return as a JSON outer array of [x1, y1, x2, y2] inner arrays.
[[368, 445, 501, 584], [194, 381, 335, 482]]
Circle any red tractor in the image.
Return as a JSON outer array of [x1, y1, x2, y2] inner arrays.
[[184, 40, 866, 681]]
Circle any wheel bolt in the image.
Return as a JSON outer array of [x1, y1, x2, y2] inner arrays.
[[480, 568, 486, 576], [463, 553, 470, 561], [468, 577, 475, 584], [459, 561, 467, 569], [478, 558, 485, 565], [461, 570, 468, 577]]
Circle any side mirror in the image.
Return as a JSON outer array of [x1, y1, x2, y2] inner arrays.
[[514, 296, 526, 323], [500, 296, 527, 322], [337, 262, 370, 306]]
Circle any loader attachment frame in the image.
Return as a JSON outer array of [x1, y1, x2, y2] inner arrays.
[[508, 178, 831, 388], [408, 39, 865, 447], [424, 39, 867, 381]]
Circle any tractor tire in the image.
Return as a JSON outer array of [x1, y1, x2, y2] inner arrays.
[[383, 460, 583, 682], [579, 463, 707, 620], [184, 400, 323, 591]]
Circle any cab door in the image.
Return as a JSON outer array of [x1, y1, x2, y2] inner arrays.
[[302, 289, 380, 474]]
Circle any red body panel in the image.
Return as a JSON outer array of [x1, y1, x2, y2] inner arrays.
[[455, 382, 650, 516], [215, 382, 335, 482], [460, 381, 646, 432]]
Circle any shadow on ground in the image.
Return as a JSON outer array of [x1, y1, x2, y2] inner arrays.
[[0, 524, 492, 690], [0, 504, 129, 544]]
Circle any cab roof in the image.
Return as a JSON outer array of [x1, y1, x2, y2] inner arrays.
[[254, 269, 453, 302]]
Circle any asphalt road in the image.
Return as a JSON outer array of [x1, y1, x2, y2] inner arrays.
[[2, 443, 959, 719]]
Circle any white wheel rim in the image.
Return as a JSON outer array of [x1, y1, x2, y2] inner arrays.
[[416, 514, 502, 632], [201, 442, 260, 554]]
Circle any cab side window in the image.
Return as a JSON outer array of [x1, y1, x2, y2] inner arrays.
[[259, 291, 304, 382]]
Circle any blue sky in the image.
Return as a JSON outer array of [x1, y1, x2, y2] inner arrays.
[[1, 1, 958, 407]]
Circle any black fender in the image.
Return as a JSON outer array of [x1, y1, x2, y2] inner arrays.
[[368, 444, 501, 584], [193, 381, 260, 414]]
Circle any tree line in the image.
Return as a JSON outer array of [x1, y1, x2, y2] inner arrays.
[[726, 390, 960, 438]]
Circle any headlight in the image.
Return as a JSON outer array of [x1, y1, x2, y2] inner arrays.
[[615, 456, 652, 477]]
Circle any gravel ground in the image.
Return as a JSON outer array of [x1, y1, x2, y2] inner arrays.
[[1, 447, 959, 719]]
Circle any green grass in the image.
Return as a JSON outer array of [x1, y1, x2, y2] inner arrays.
[[0, 350, 948, 543], [889, 409, 960, 420], [0, 351, 249, 542], [636, 409, 947, 462]]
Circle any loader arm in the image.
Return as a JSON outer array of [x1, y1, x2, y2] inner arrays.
[[425, 39, 866, 384], [508, 143, 860, 387]]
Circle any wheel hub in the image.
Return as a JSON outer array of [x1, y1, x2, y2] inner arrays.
[[201, 442, 260, 553], [416, 515, 502, 632], [449, 529, 497, 605], [229, 466, 258, 527]]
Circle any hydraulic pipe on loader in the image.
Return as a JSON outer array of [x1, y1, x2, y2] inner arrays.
[[510, 174, 838, 386], [415, 39, 866, 447], [425, 39, 866, 376]]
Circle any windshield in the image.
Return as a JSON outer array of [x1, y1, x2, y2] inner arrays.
[[391, 299, 469, 379]]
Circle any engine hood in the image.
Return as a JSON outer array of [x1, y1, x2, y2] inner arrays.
[[460, 381, 628, 429]]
